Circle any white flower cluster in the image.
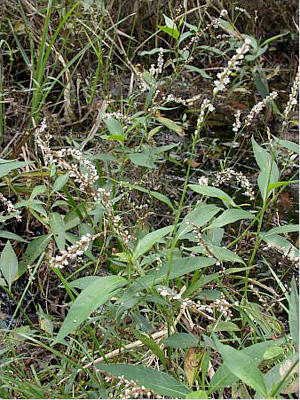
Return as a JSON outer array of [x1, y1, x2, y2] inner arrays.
[[244, 91, 278, 127], [157, 286, 237, 322], [104, 375, 156, 399], [282, 68, 299, 127], [213, 168, 255, 200], [212, 9, 228, 28], [136, 71, 149, 92], [182, 9, 228, 58], [235, 6, 251, 18], [156, 47, 164, 75], [213, 39, 251, 96], [49, 233, 101, 269], [66, 148, 98, 184], [264, 242, 299, 264], [198, 176, 209, 186], [35, 121, 98, 192], [0, 193, 22, 221], [187, 221, 223, 267], [35, 117, 47, 136], [249, 284, 269, 308], [94, 188, 131, 245], [102, 111, 132, 125], [232, 110, 242, 133], [163, 93, 187, 105], [194, 98, 215, 137], [149, 48, 164, 80], [214, 293, 237, 321]]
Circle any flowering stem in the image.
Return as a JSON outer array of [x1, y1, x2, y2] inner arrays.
[[244, 201, 267, 298], [221, 125, 246, 170], [166, 105, 213, 284]]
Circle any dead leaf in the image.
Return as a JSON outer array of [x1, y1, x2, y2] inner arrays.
[[184, 159, 201, 168], [280, 378, 299, 394], [39, 316, 53, 336], [279, 359, 298, 378], [14, 21, 26, 35], [184, 347, 201, 387], [156, 116, 184, 136]]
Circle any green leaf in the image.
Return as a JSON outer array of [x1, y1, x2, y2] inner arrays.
[[163, 14, 178, 30], [51, 173, 70, 194], [268, 180, 294, 190], [273, 137, 299, 154], [0, 277, 7, 286], [18, 234, 52, 277], [49, 212, 66, 252], [64, 205, 84, 231], [0, 231, 28, 243], [214, 338, 268, 397], [263, 352, 298, 397], [260, 233, 299, 260], [97, 364, 189, 398], [184, 244, 245, 265], [252, 137, 279, 201], [28, 203, 47, 217], [261, 30, 290, 47], [53, 276, 127, 344], [0, 241, 18, 289], [68, 276, 101, 290], [289, 277, 299, 346], [131, 311, 154, 334], [134, 330, 166, 365], [128, 152, 156, 169], [29, 185, 47, 200], [261, 224, 299, 237], [188, 185, 236, 207], [151, 143, 179, 154], [156, 116, 184, 136], [184, 65, 212, 79], [120, 182, 174, 210], [178, 31, 194, 45], [206, 209, 256, 229], [15, 199, 44, 208], [164, 333, 199, 349], [209, 339, 285, 394], [209, 321, 240, 332], [253, 66, 269, 99], [0, 160, 34, 178], [198, 45, 224, 56], [119, 257, 215, 310], [178, 204, 222, 238], [150, 191, 174, 211], [158, 15, 180, 40], [263, 346, 285, 360], [132, 225, 174, 262], [103, 117, 124, 135], [101, 134, 125, 143], [186, 390, 208, 399]]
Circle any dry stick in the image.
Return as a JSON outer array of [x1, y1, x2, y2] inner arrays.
[[82, 290, 187, 370], [83, 329, 168, 369], [80, 101, 109, 150]]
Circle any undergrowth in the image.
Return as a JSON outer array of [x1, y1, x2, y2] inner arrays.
[[0, 0, 299, 398]]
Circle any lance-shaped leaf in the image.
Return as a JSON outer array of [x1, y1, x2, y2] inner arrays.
[[53, 276, 127, 344]]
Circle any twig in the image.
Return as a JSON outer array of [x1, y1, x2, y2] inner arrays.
[[82, 296, 186, 369]]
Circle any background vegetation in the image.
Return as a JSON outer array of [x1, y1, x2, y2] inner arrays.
[[0, 0, 298, 398]]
